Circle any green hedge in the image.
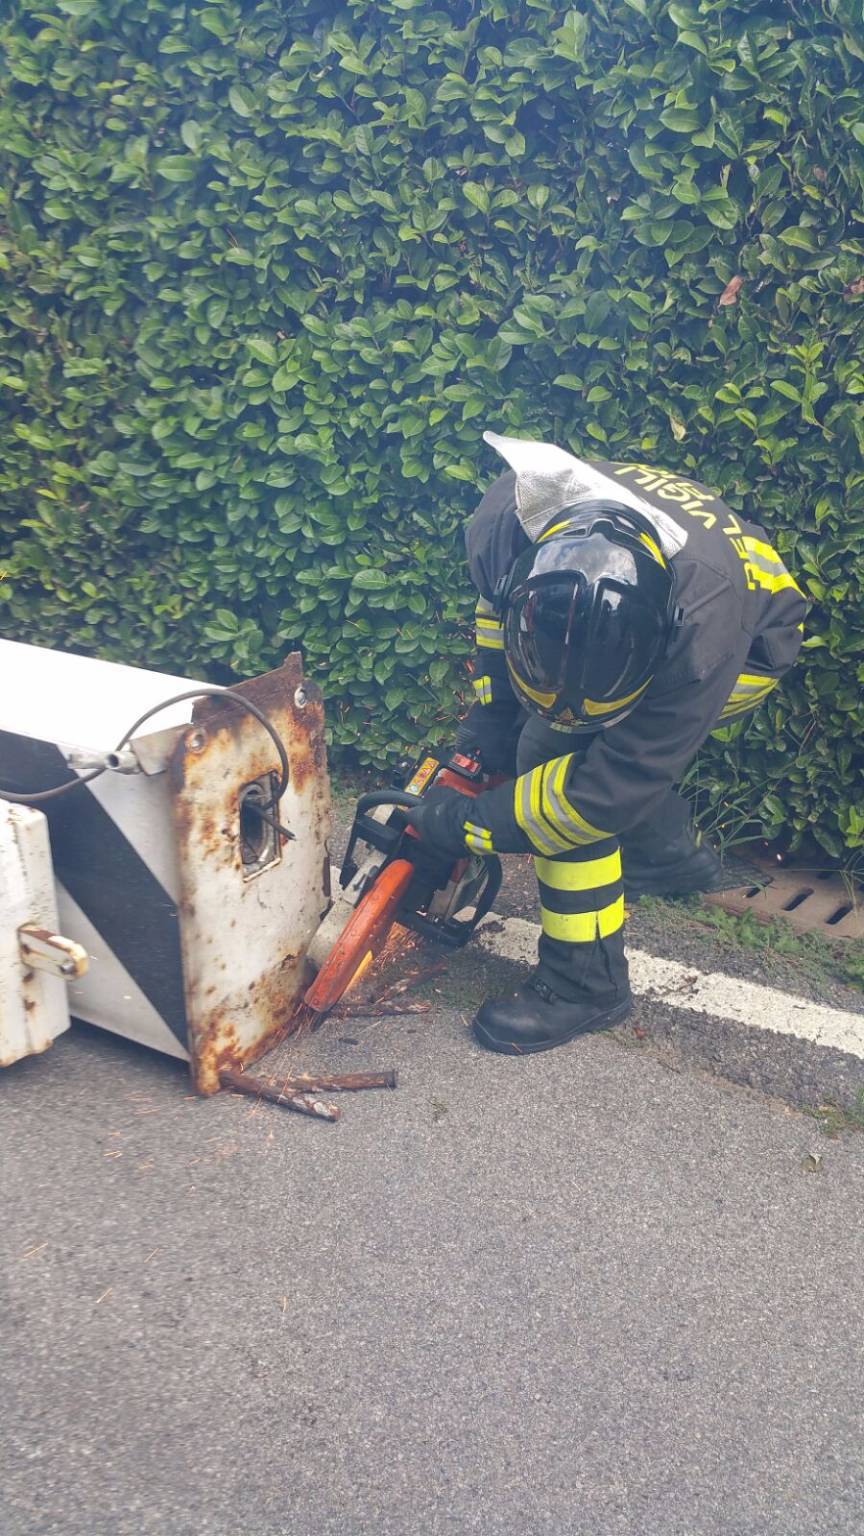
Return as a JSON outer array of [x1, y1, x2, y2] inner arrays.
[[2, 0, 864, 856]]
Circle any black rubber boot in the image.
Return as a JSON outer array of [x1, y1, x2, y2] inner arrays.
[[622, 825, 727, 900], [473, 975, 632, 1055]]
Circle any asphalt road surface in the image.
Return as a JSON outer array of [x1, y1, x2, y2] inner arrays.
[[4, 877, 864, 1536]]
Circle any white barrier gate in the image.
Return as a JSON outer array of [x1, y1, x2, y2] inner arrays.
[[0, 640, 332, 1092]]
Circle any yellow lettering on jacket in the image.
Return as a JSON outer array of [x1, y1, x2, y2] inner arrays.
[[612, 463, 791, 594]]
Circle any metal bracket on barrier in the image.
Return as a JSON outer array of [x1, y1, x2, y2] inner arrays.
[[18, 924, 89, 981]]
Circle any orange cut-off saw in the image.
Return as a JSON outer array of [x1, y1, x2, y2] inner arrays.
[[304, 752, 503, 1022]]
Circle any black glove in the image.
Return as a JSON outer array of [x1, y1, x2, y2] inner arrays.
[[403, 785, 469, 861], [453, 723, 487, 767], [454, 717, 521, 778]]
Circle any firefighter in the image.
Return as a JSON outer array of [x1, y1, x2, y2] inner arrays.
[[406, 431, 808, 1056]]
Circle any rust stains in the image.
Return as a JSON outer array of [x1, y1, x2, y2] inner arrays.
[[169, 652, 331, 1097], [192, 1017, 242, 1094], [191, 956, 309, 1095]]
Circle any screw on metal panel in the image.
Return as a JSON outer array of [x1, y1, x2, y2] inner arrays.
[[186, 728, 207, 753], [294, 687, 307, 709]]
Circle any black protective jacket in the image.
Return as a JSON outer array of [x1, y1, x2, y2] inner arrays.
[[458, 460, 807, 858]]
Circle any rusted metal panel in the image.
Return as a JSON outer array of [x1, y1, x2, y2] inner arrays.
[[170, 655, 331, 1094]]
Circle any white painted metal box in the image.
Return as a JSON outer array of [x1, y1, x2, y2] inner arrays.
[[0, 641, 331, 1091]]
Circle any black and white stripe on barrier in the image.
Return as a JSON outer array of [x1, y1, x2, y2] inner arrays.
[[1, 730, 188, 1051]]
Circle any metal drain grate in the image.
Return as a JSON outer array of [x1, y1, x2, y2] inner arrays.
[[703, 863, 864, 941]]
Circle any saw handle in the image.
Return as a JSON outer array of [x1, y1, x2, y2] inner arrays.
[[342, 766, 492, 890], [349, 782, 502, 949], [340, 790, 421, 888], [354, 789, 422, 814]]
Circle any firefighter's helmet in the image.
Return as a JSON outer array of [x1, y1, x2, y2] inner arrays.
[[497, 502, 678, 732]]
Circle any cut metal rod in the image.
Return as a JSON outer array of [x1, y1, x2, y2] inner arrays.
[[220, 1068, 340, 1121], [242, 801, 295, 841], [277, 1070, 398, 1093], [336, 1002, 431, 1018]]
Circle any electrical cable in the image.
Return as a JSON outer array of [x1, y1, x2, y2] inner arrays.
[[0, 686, 290, 806]]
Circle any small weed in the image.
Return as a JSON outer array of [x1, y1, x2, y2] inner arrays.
[[686, 903, 806, 956], [840, 947, 864, 989], [806, 1089, 864, 1139], [431, 1097, 448, 1125]]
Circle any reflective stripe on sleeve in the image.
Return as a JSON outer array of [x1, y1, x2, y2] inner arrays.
[[476, 625, 505, 651], [543, 756, 609, 845], [465, 821, 494, 854], [475, 599, 504, 650], [719, 672, 778, 720], [513, 756, 610, 854], [740, 541, 805, 599], [514, 766, 570, 855]]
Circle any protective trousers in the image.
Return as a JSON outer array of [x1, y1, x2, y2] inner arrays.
[[515, 716, 631, 1005]]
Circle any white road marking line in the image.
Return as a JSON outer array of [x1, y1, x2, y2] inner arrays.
[[477, 916, 864, 1061]]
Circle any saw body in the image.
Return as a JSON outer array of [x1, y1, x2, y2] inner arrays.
[[304, 753, 502, 1020]]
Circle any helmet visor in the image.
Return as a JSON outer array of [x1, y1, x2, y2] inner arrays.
[[504, 580, 575, 703]]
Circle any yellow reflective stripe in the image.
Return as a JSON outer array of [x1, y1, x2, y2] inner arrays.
[[476, 600, 504, 643], [749, 568, 804, 596], [476, 598, 505, 648], [514, 768, 569, 854], [727, 683, 773, 702], [639, 531, 666, 568], [582, 679, 650, 718], [515, 758, 610, 855], [537, 518, 575, 543], [535, 850, 621, 891], [767, 570, 804, 596], [742, 536, 783, 564], [720, 695, 770, 720], [540, 894, 625, 943], [543, 755, 608, 845], [472, 675, 493, 705], [737, 672, 777, 689], [465, 821, 494, 853], [742, 548, 805, 599], [514, 770, 555, 853], [506, 658, 556, 709], [720, 673, 778, 719], [599, 894, 626, 936], [534, 764, 572, 851]]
